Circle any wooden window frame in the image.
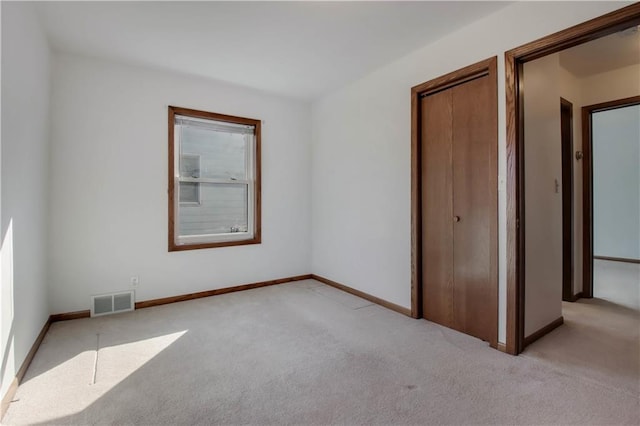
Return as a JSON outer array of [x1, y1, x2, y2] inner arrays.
[[168, 106, 262, 251]]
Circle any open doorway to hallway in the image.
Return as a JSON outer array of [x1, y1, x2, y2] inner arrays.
[[515, 20, 639, 395], [521, 22, 639, 340]]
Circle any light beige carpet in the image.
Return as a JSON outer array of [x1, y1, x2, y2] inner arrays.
[[3, 280, 639, 425], [522, 298, 639, 398]]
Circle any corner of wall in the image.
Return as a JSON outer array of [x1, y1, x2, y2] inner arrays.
[[0, 0, 53, 403]]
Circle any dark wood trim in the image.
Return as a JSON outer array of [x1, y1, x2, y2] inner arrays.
[[15, 322, 49, 385], [135, 274, 311, 309], [505, 52, 522, 356], [581, 104, 593, 298], [168, 105, 175, 250], [411, 60, 493, 96], [312, 274, 412, 317], [505, 3, 640, 355], [523, 316, 564, 348], [410, 88, 422, 319], [410, 57, 499, 350], [0, 379, 18, 421], [48, 275, 312, 319], [49, 310, 90, 322], [560, 98, 574, 303], [594, 256, 640, 264], [1, 318, 51, 418], [505, 4, 640, 62], [583, 95, 640, 114], [582, 95, 640, 298], [167, 105, 262, 252], [168, 106, 262, 127], [562, 291, 584, 303], [497, 343, 508, 353]]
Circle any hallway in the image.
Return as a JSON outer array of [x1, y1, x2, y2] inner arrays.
[[522, 260, 639, 398]]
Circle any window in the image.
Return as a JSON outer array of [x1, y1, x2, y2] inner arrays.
[[168, 106, 261, 251], [179, 154, 201, 205]]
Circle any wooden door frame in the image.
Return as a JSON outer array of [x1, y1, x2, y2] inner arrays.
[[560, 97, 574, 303], [410, 56, 499, 349], [582, 95, 640, 298], [505, 3, 640, 355]]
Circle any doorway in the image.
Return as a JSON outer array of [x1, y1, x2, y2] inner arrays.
[[583, 96, 640, 299], [505, 3, 640, 354], [410, 57, 498, 348]]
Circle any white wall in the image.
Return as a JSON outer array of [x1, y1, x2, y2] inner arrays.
[[48, 53, 311, 314], [523, 55, 563, 336], [593, 105, 640, 259], [0, 2, 51, 398], [310, 1, 628, 344], [580, 64, 640, 106]]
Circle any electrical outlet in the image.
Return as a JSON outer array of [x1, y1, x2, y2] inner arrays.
[[130, 276, 139, 286]]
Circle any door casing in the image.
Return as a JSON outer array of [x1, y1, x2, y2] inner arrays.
[[505, 3, 640, 355], [410, 56, 499, 349]]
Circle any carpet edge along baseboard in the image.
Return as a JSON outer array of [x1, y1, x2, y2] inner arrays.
[[3, 272, 410, 420], [49, 274, 314, 322], [523, 316, 564, 348], [1, 318, 51, 420], [2, 275, 313, 419], [311, 274, 412, 317]]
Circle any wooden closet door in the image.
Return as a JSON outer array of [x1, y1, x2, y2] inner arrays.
[[451, 75, 496, 343], [414, 57, 497, 348], [421, 89, 454, 328]]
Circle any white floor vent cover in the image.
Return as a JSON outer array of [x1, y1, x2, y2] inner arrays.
[[91, 291, 135, 317]]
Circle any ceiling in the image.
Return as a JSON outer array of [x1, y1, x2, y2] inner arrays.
[[559, 25, 640, 77], [35, 1, 510, 100]]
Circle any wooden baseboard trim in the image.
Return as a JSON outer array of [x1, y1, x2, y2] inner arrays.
[[594, 256, 640, 264], [50, 310, 91, 322], [497, 342, 508, 353], [571, 291, 584, 302], [523, 316, 564, 348], [1, 378, 19, 420], [1, 318, 51, 419], [135, 274, 312, 310], [310, 274, 412, 317], [48, 274, 313, 320], [4, 274, 312, 419]]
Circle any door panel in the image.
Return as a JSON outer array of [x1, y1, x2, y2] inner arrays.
[[421, 89, 454, 327], [415, 57, 497, 348], [452, 76, 494, 342]]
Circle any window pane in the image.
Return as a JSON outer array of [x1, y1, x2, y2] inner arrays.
[[180, 154, 200, 178], [181, 125, 247, 180], [179, 182, 200, 204], [178, 183, 248, 236]]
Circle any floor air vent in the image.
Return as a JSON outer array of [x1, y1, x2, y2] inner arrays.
[[91, 291, 135, 317]]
